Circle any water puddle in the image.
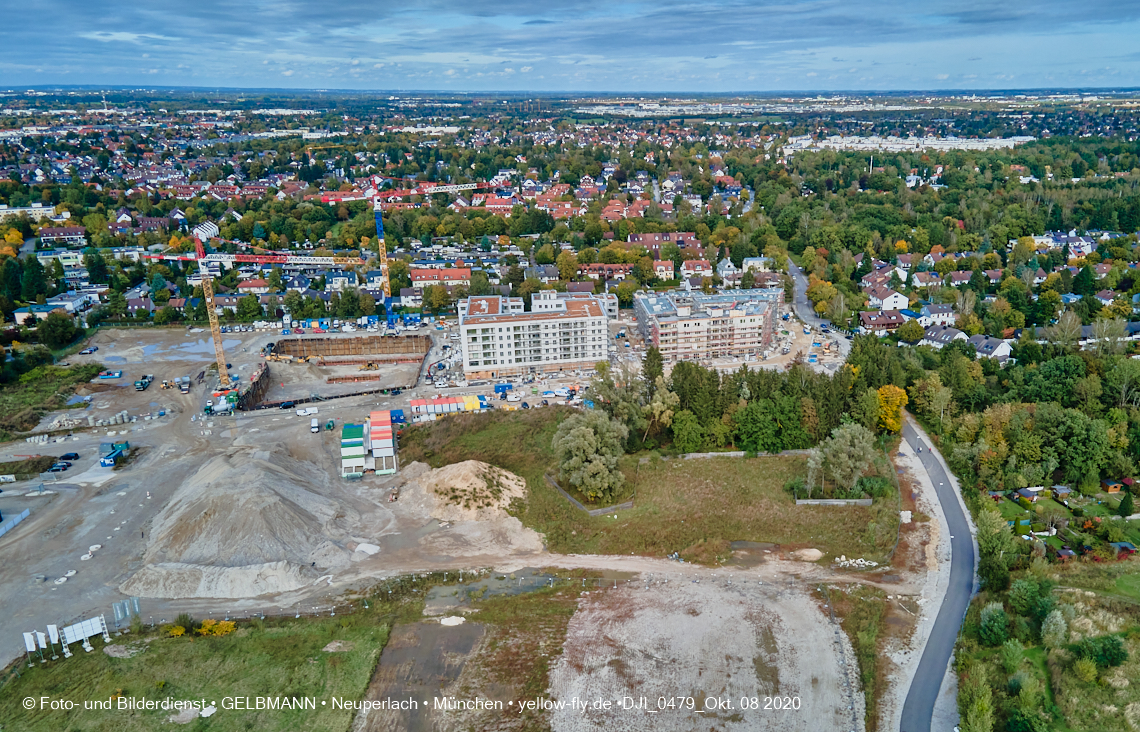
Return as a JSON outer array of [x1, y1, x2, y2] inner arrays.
[[728, 540, 776, 568]]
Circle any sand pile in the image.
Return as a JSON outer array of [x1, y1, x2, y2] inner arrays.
[[396, 461, 544, 555], [121, 446, 359, 598], [419, 460, 527, 522]]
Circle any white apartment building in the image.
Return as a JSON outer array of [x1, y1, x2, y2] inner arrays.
[[634, 289, 782, 363], [459, 291, 609, 379]]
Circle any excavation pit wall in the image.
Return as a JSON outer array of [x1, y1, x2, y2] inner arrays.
[[273, 335, 432, 364]]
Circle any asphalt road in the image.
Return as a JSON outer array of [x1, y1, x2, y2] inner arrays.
[[786, 261, 852, 358], [899, 420, 977, 732]]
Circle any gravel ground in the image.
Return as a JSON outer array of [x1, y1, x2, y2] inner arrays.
[[547, 578, 862, 732]]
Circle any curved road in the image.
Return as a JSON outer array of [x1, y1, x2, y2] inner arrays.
[[899, 420, 977, 732], [786, 261, 852, 358]]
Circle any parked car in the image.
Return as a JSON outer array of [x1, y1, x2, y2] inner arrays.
[[60, 452, 80, 461], [48, 463, 69, 472], [521, 402, 530, 409], [506, 394, 521, 402], [294, 328, 305, 334], [279, 401, 296, 410], [79, 346, 98, 355]]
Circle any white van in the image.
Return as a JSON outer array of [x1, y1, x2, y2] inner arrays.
[[310, 418, 319, 433]]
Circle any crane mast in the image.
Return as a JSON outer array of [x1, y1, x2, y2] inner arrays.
[[374, 201, 391, 299]]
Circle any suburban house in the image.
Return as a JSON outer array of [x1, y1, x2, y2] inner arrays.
[[922, 324, 968, 349], [680, 260, 713, 278], [917, 303, 956, 327], [410, 267, 471, 289], [654, 260, 675, 280], [859, 310, 906, 335], [580, 263, 634, 280], [968, 334, 1012, 361], [867, 286, 908, 311], [38, 226, 86, 246]]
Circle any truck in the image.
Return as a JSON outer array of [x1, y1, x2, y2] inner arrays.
[[179, 376, 191, 394], [310, 418, 320, 433], [134, 374, 154, 391]]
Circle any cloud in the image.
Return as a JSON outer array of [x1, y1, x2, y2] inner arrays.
[[79, 31, 179, 44], [3, 0, 1140, 91]]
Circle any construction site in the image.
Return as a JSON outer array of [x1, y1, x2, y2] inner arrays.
[[0, 225, 892, 731]]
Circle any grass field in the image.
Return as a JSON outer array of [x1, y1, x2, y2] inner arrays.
[[0, 575, 457, 732], [400, 408, 899, 561], [0, 571, 586, 732], [0, 363, 103, 436], [827, 584, 887, 732]]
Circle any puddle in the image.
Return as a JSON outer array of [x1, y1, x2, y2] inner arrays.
[[728, 540, 775, 568], [424, 567, 560, 615], [102, 356, 126, 364], [358, 621, 484, 732], [65, 395, 89, 406]]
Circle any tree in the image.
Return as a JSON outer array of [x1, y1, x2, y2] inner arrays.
[[1041, 609, 1067, 649], [877, 384, 908, 433], [979, 602, 1009, 646], [556, 250, 578, 281], [591, 361, 647, 444], [896, 319, 924, 343], [819, 422, 877, 492], [534, 243, 556, 265], [154, 305, 180, 325], [235, 294, 263, 321], [671, 410, 703, 453], [615, 280, 637, 307], [643, 346, 663, 397], [1118, 490, 1135, 518], [359, 291, 376, 316], [424, 285, 451, 313], [1000, 639, 1025, 675], [83, 248, 108, 284], [1047, 310, 1082, 349], [283, 289, 303, 315], [958, 661, 994, 732], [552, 410, 628, 503], [106, 290, 127, 318], [641, 376, 679, 441], [36, 311, 77, 348], [909, 372, 953, 428]]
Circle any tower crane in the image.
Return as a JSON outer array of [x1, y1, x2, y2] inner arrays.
[[373, 200, 390, 300], [145, 237, 366, 390]]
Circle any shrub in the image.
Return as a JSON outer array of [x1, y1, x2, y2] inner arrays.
[[195, 618, 235, 637], [1041, 609, 1067, 649], [175, 612, 195, 631], [1008, 579, 1040, 615], [979, 602, 1009, 646], [167, 625, 185, 638], [1000, 639, 1025, 674], [1073, 657, 1098, 683], [1073, 635, 1128, 669]]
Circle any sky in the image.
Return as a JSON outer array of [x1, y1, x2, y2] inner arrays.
[[3, 0, 1140, 92]]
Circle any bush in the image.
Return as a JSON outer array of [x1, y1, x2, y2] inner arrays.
[[1073, 657, 1098, 683], [856, 475, 893, 499], [979, 602, 1009, 646], [167, 625, 185, 638], [1008, 578, 1040, 616], [1073, 635, 1128, 669], [1041, 609, 1067, 648], [1000, 638, 1025, 674], [196, 618, 236, 637]]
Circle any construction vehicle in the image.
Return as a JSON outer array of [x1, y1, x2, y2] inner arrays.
[[145, 237, 365, 389], [373, 201, 391, 299], [358, 362, 379, 371], [134, 375, 154, 391], [160, 379, 172, 389], [325, 419, 335, 431]]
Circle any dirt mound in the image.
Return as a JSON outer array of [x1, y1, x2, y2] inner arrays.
[[122, 446, 357, 598], [412, 460, 527, 522], [121, 561, 314, 599]]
